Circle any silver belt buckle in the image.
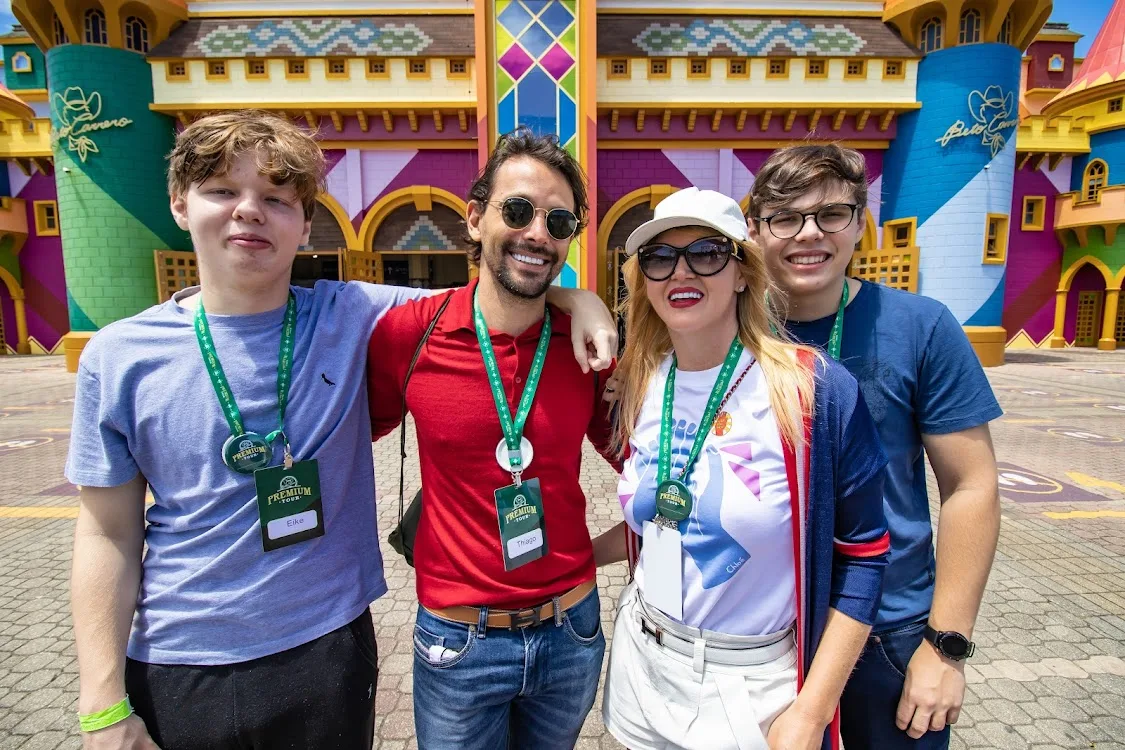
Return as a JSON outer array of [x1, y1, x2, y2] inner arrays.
[[639, 616, 664, 646]]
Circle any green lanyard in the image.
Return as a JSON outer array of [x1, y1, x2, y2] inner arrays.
[[654, 337, 744, 522], [768, 279, 849, 361], [473, 290, 551, 483], [195, 294, 296, 473], [826, 279, 849, 361]]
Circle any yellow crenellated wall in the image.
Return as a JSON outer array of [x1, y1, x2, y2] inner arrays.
[[597, 58, 918, 106], [151, 58, 476, 107]]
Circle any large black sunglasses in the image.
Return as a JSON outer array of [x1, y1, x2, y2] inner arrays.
[[636, 236, 744, 281], [756, 203, 859, 240], [488, 196, 578, 241]]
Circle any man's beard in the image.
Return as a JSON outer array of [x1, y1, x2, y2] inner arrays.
[[489, 239, 561, 300]]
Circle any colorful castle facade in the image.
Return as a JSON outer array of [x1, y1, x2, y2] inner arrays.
[[2, 0, 1120, 370]]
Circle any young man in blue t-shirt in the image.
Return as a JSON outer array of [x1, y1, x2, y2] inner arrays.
[[746, 144, 1002, 749], [65, 111, 616, 749]]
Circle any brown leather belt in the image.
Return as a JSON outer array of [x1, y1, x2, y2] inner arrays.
[[424, 580, 596, 631]]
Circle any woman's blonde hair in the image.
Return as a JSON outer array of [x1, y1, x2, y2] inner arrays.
[[612, 235, 818, 455]]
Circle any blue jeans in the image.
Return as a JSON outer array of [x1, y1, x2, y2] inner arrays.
[[840, 619, 951, 750], [412, 586, 606, 750]]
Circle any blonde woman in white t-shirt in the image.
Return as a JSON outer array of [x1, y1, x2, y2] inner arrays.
[[593, 187, 890, 750]]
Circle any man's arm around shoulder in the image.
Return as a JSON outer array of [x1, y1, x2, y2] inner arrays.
[[71, 475, 158, 749]]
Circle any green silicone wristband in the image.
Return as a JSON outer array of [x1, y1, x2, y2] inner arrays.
[[78, 696, 133, 732]]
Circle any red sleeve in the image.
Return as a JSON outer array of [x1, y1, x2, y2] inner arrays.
[[366, 300, 428, 441], [587, 362, 623, 473]]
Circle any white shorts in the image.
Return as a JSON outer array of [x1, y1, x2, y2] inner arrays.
[[602, 584, 798, 750]]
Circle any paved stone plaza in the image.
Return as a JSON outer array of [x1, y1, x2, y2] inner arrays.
[[1, 349, 1124, 750]]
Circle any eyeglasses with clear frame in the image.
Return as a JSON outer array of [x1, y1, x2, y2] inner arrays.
[[755, 203, 860, 240]]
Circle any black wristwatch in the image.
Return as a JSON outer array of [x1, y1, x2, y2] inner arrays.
[[923, 625, 975, 661]]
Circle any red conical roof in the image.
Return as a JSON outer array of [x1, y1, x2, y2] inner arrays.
[[1047, 0, 1125, 111]]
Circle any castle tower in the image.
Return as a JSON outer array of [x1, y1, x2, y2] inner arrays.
[[880, 0, 1051, 366], [1042, 0, 1125, 350], [12, 1, 189, 367]]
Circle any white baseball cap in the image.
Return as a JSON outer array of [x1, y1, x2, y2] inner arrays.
[[624, 187, 749, 256]]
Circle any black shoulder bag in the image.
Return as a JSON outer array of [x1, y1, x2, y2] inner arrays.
[[387, 294, 452, 567]]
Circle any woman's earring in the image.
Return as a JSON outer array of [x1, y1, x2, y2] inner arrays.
[[737, 285, 746, 292]]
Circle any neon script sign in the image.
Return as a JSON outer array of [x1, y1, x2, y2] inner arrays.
[[935, 86, 1019, 158], [51, 87, 133, 162]]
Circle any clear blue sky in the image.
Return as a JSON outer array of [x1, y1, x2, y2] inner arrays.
[[0, 1, 1114, 56], [1052, 0, 1115, 56]]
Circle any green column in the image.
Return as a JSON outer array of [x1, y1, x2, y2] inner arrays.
[[47, 44, 189, 332]]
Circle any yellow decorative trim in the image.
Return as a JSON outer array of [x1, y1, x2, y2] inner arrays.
[[304, 139, 478, 149], [1058, 254, 1115, 291], [245, 59, 269, 80], [325, 58, 351, 80], [982, 213, 1009, 265], [608, 58, 630, 80], [447, 58, 470, 79], [805, 59, 827, 79], [190, 8, 475, 16], [358, 186, 467, 252], [597, 101, 922, 111], [593, 8, 883, 16], [1048, 54, 1065, 72], [883, 59, 905, 80], [648, 58, 670, 79], [205, 60, 229, 81], [406, 59, 430, 79], [150, 101, 475, 112], [1024, 87, 1063, 97], [883, 217, 916, 248], [286, 59, 309, 80], [687, 58, 711, 79], [10, 52, 32, 74], [598, 139, 892, 149], [844, 59, 867, 80], [32, 200, 58, 237], [317, 193, 360, 251], [366, 58, 390, 79], [165, 60, 189, 81], [1021, 196, 1045, 231], [766, 59, 789, 79], [726, 58, 748, 79]]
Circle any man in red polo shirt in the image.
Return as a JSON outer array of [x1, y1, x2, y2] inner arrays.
[[367, 129, 617, 749]]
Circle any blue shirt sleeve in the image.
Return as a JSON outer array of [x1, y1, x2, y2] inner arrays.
[[916, 307, 1003, 435], [823, 361, 890, 626], [64, 360, 140, 488]]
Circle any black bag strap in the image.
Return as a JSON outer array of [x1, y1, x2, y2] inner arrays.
[[398, 294, 453, 526]]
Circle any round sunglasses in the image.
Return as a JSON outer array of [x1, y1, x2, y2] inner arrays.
[[755, 203, 859, 240], [636, 236, 744, 281], [488, 196, 578, 242]]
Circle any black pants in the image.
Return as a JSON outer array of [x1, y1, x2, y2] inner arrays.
[[125, 611, 379, 750]]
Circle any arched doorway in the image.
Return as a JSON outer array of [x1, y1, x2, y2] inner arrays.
[[372, 203, 468, 289], [360, 187, 470, 289], [292, 205, 347, 287], [1051, 255, 1117, 349], [598, 186, 681, 346]]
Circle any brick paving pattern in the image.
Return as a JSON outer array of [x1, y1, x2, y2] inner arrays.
[[1, 348, 1124, 749]]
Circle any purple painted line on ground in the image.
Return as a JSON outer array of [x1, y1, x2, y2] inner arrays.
[[996, 462, 1107, 504]]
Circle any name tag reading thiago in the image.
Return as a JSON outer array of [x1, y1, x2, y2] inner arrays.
[[474, 289, 553, 572], [495, 478, 548, 571]]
